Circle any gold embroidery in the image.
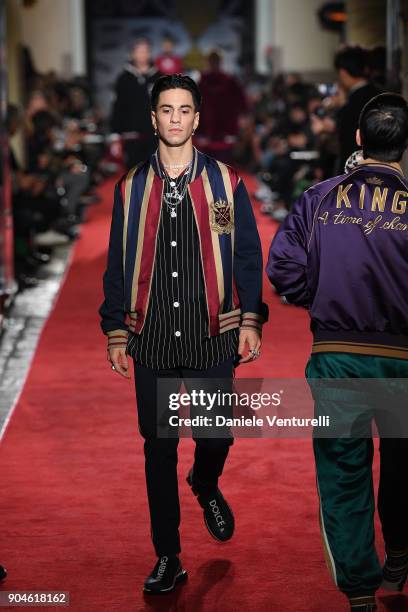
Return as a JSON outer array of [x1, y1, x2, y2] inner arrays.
[[359, 183, 365, 209], [333, 211, 362, 225], [371, 186, 388, 212], [391, 190, 408, 214], [318, 211, 329, 224], [209, 199, 234, 234], [365, 176, 384, 185], [336, 183, 352, 208]]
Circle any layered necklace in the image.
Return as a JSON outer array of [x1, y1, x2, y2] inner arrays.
[[162, 160, 193, 218]]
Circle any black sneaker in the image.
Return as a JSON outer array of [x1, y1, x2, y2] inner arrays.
[[0, 565, 7, 581], [381, 547, 408, 592], [349, 595, 377, 611], [186, 468, 234, 542], [143, 555, 187, 594]]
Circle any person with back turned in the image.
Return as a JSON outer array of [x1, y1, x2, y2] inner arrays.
[[266, 93, 408, 612], [100, 74, 267, 594]]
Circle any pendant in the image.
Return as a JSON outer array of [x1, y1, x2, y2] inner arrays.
[[171, 210, 177, 218], [170, 181, 176, 187], [165, 193, 180, 207]]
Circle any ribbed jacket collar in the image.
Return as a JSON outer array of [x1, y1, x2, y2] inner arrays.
[[356, 161, 406, 180]]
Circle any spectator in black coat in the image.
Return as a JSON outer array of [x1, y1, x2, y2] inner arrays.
[[334, 45, 380, 169], [111, 39, 161, 169]]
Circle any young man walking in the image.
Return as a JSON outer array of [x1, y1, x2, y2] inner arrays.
[[266, 93, 408, 612], [100, 74, 267, 594]]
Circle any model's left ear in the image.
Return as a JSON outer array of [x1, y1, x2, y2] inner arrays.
[[151, 110, 157, 132], [356, 128, 361, 147], [193, 111, 200, 132]]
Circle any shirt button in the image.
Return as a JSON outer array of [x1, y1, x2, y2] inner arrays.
[[171, 241, 177, 247], [175, 331, 181, 337], [173, 301, 179, 307], [172, 271, 178, 277]]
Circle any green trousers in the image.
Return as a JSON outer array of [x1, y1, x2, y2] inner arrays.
[[306, 352, 408, 598]]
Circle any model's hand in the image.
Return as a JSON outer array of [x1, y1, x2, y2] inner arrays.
[[238, 329, 261, 364], [107, 347, 131, 378]]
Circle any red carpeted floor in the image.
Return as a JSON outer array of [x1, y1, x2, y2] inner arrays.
[[0, 175, 398, 611]]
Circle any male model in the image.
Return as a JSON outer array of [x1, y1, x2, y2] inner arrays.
[[100, 74, 267, 593], [267, 93, 408, 612]]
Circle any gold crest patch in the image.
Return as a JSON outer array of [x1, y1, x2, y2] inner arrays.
[[366, 176, 384, 185], [209, 199, 234, 234]]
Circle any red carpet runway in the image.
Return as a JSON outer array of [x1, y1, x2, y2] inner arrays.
[[0, 175, 398, 611]]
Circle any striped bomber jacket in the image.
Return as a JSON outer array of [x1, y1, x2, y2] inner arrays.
[[99, 148, 268, 350]]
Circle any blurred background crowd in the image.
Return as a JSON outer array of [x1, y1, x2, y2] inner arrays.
[[8, 71, 117, 289], [1, 0, 407, 330]]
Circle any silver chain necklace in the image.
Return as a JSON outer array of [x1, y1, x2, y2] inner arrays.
[[163, 161, 192, 218]]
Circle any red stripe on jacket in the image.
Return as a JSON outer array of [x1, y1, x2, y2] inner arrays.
[[226, 165, 240, 192], [134, 174, 163, 331], [189, 177, 220, 335]]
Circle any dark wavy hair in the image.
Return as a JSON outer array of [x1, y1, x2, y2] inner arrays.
[[359, 93, 408, 162], [150, 74, 202, 112], [334, 45, 368, 78]]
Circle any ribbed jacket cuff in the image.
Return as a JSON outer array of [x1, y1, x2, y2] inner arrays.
[[240, 312, 265, 333], [107, 329, 128, 349]]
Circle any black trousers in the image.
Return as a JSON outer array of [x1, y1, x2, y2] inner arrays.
[[133, 359, 234, 556]]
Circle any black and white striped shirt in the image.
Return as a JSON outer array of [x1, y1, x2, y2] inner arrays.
[[126, 187, 239, 370]]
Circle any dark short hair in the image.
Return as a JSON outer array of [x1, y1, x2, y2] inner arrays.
[[150, 74, 201, 112], [334, 45, 368, 78], [359, 93, 408, 162], [162, 34, 175, 44], [132, 38, 150, 50], [32, 110, 57, 133]]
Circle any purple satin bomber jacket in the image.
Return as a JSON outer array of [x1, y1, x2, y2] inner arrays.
[[266, 162, 408, 360]]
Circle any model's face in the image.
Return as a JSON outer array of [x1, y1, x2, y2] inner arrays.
[[290, 107, 307, 124], [152, 88, 199, 147], [29, 92, 48, 113], [162, 40, 174, 54], [132, 42, 151, 65]]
